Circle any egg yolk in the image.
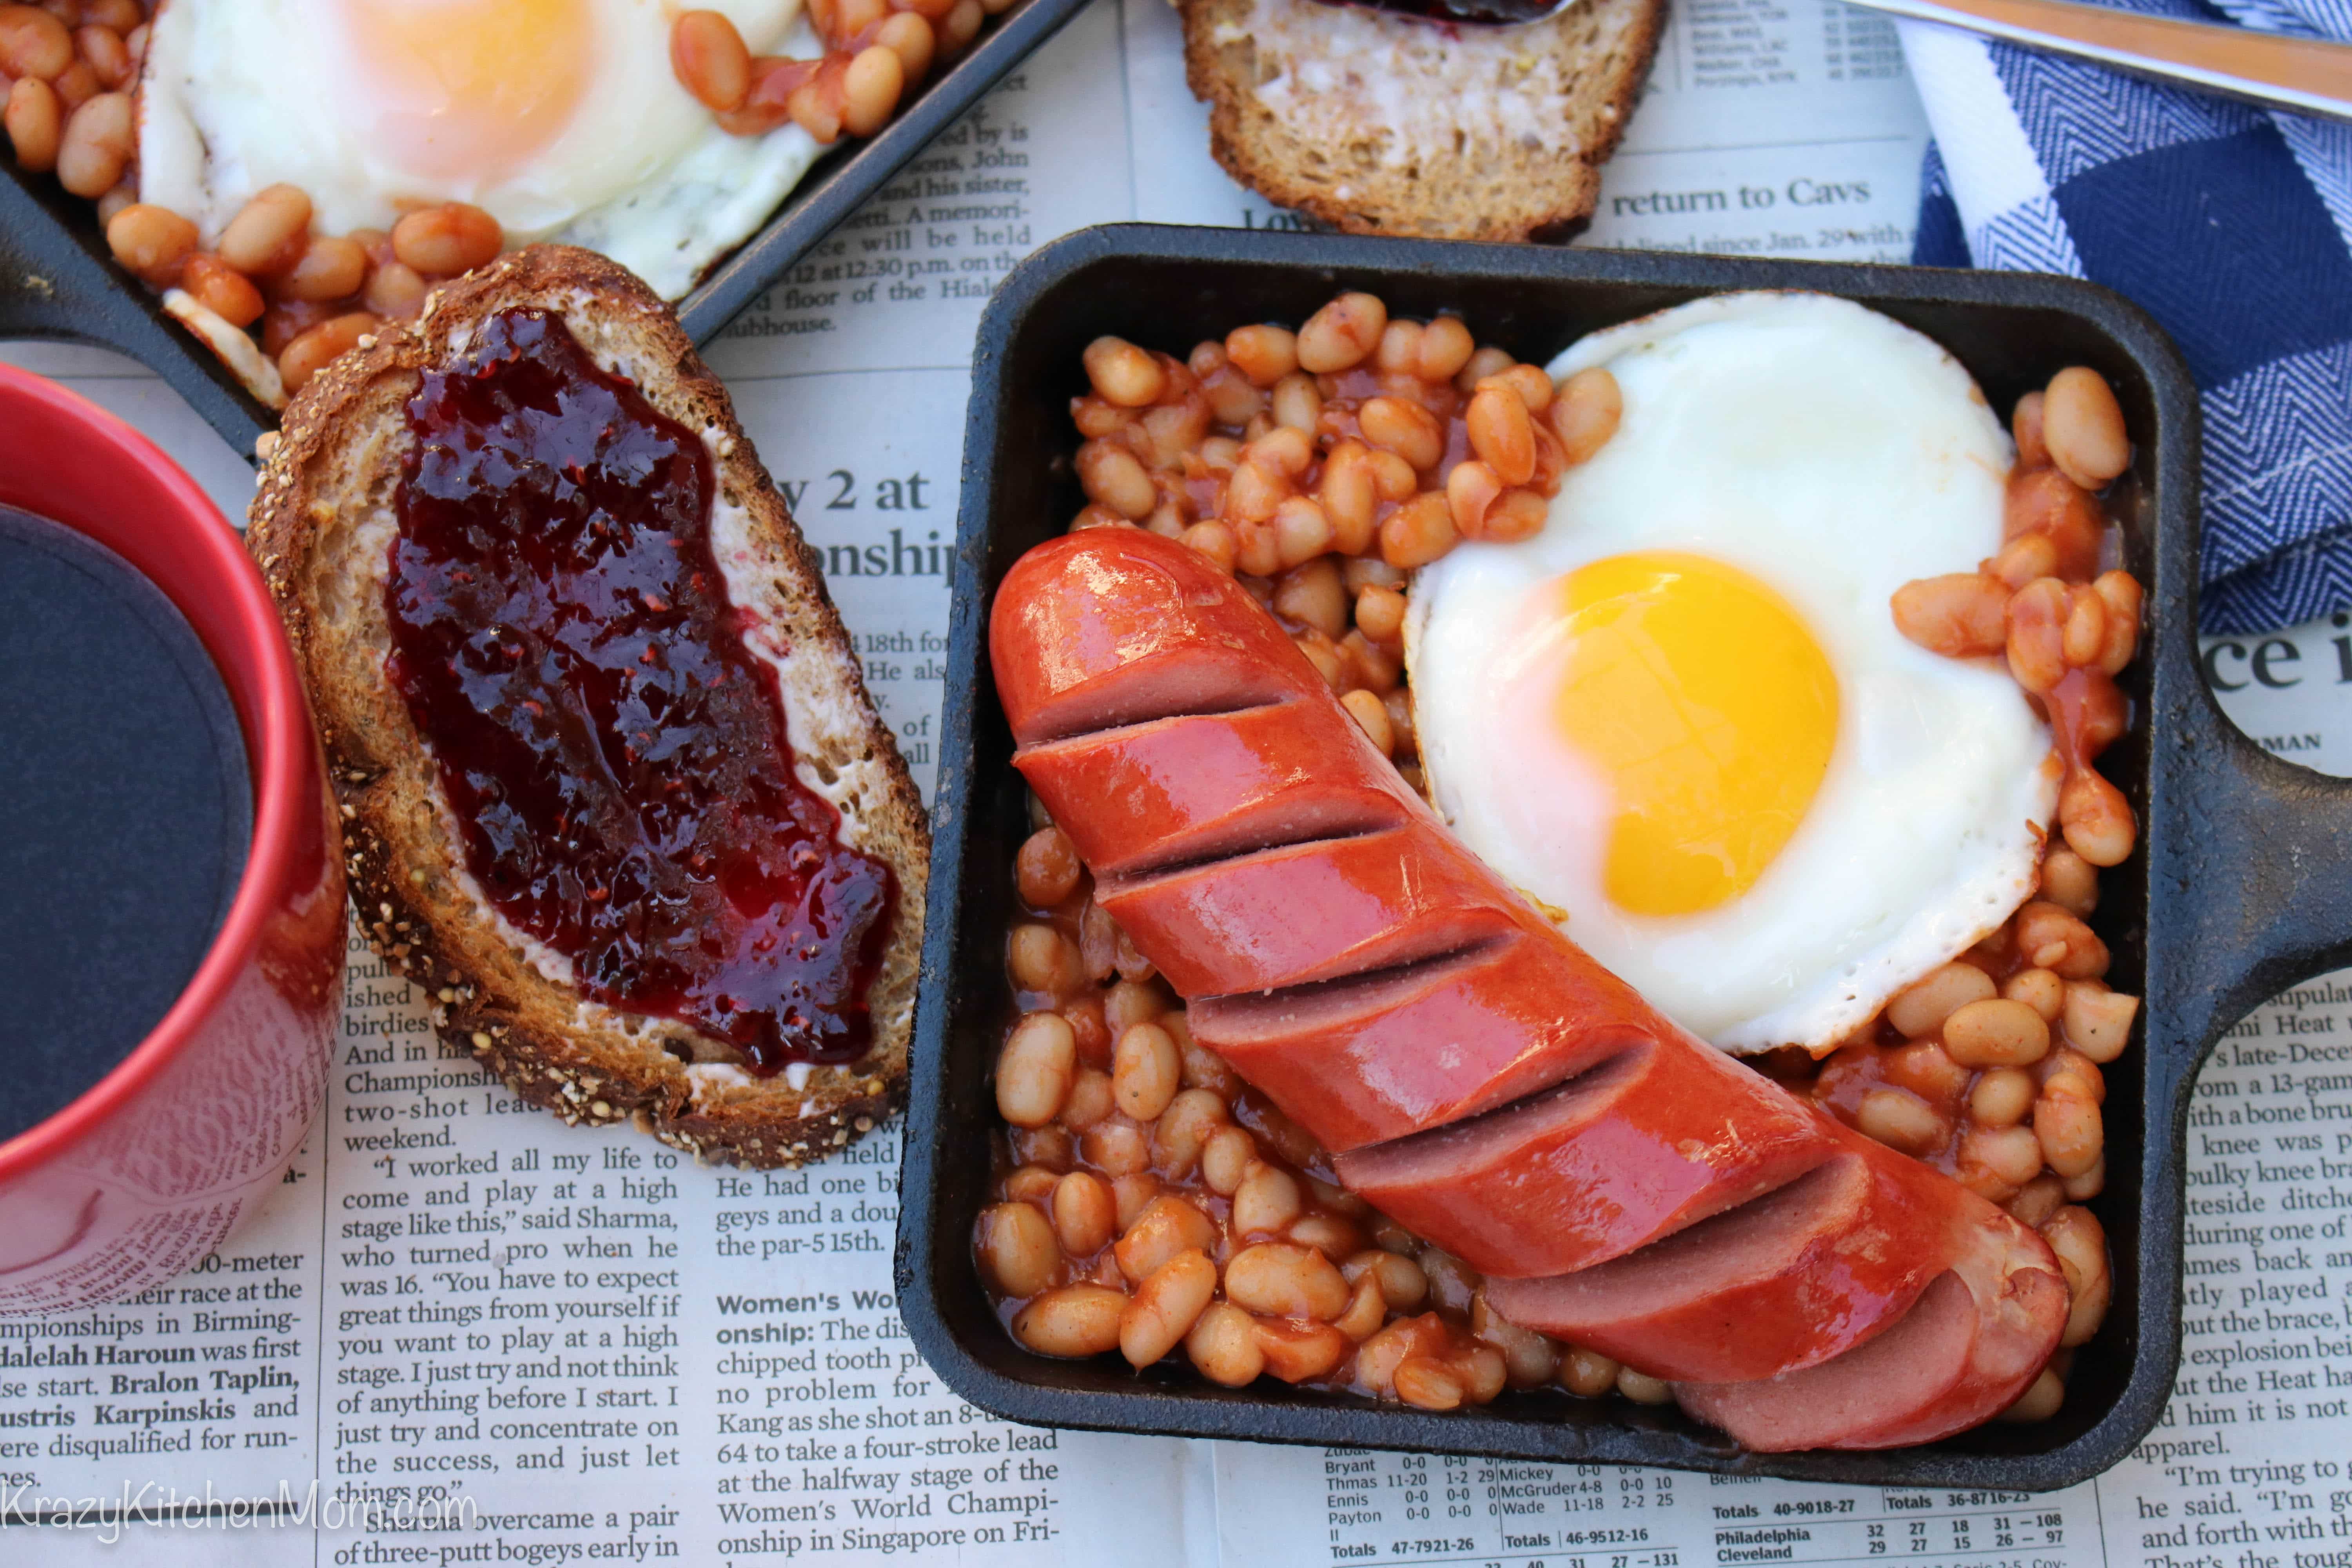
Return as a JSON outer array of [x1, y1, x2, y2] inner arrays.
[[344, 0, 593, 181], [1548, 552, 1839, 916]]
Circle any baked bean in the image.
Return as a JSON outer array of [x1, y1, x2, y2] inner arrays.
[[1356, 1314, 1448, 1396], [363, 260, 429, 321], [1343, 1248, 1428, 1312], [1122, 1249, 1216, 1367], [1015, 825, 1082, 907], [1003, 1164, 1059, 1207], [1550, 366, 1622, 465], [1101, 978, 1161, 1038], [1089, 1122, 1155, 1181], [1887, 962, 1998, 1039], [104, 203, 196, 285], [2043, 1205, 2111, 1347], [1287, 1212, 1363, 1261], [1226, 457, 1291, 528], [2033, 1078, 2103, 1178], [1969, 1067, 2037, 1128], [2005, 467, 2103, 578], [214, 184, 311, 276], [2002, 1368, 2065, 1422], [0, 5, 71, 79], [1269, 370, 1322, 435], [2005, 576, 2069, 693], [1112, 1022, 1181, 1121], [2003, 967, 2066, 1022], [2007, 1174, 2066, 1227], [1200, 1125, 1257, 1194], [1943, 997, 2051, 1069], [1226, 1241, 1350, 1320], [1379, 492, 1457, 569], [1884, 1039, 1972, 1100], [1253, 1318, 1351, 1382], [1354, 583, 1406, 644], [1114, 1194, 1217, 1283], [1109, 1170, 1160, 1228], [1466, 383, 1536, 485], [1008, 923, 1081, 993], [92, 181, 132, 226], [1383, 688, 1415, 756], [1456, 345, 1512, 393], [1364, 447, 1418, 502], [1617, 1366, 1674, 1405], [1076, 896, 1119, 984], [2013, 900, 2109, 978], [1394, 1356, 1465, 1410], [1373, 318, 1423, 374], [1891, 572, 2008, 658], [1446, 457, 1501, 537], [50, 59, 95, 111], [1358, 396, 1444, 472], [2060, 768, 2135, 867], [2043, 367, 2129, 490], [276, 234, 367, 303], [1083, 335, 1165, 408], [976, 1201, 1060, 1297], [1232, 1161, 1303, 1237], [1560, 1345, 1620, 1398], [1272, 495, 1336, 568], [1172, 1301, 1262, 1386], [1316, 442, 1377, 554], [2062, 1154, 2106, 1201], [52, 85, 124, 195], [996, 1012, 1076, 1128], [88, 0, 145, 32], [870, 8, 936, 83], [1855, 1087, 1947, 1155], [1472, 1295, 1561, 1387], [1296, 292, 1387, 373], [2011, 390, 2049, 470], [672, 10, 753, 111], [2039, 847, 2099, 916], [1013, 1285, 1125, 1357], [1334, 1271, 1387, 1340], [1064, 995, 1111, 1065], [1076, 438, 1156, 519], [1195, 360, 1261, 427], [2092, 570, 2141, 674], [1343, 555, 1406, 593], [939, 0, 984, 56], [1151, 1087, 1229, 1176], [1987, 531, 2060, 590], [1483, 488, 1551, 545], [1225, 324, 1298, 387], [6, 75, 60, 169], [2062, 982, 2138, 1063], [74, 23, 125, 88], [1417, 316, 1475, 381], [1180, 520, 1238, 573], [1060, 1067, 1114, 1132], [1962, 1124, 2046, 1189], [392, 202, 502, 277], [1419, 1249, 1479, 1317], [1334, 688, 1391, 756], [2039, 1046, 2105, 1104], [181, 254, 265, 329]]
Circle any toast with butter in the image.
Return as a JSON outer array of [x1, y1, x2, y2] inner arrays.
[[1181, 0, 1662, 241], [248, 246, 927, 1168]]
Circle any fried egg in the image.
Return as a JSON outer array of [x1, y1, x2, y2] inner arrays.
[[1407, 292, 2057, 1054], [138, 0, 819, 299]]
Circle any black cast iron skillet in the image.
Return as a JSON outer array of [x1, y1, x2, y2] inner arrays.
[[897, 221, 2352, 1490], [0, 0, 1088, 459]]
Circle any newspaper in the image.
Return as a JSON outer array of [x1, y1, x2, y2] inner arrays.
[[6, 0, 2349, 1558]]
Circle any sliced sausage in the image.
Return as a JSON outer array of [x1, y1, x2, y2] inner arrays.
[[1333, 1038, 1834, 1279], [1673, 1204, 2065, 1450], [1191, 929, 1665, 1153], [1485, 1146, 1943, 1381]]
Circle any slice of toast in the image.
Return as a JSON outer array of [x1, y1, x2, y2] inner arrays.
[[248, 246, 928, 1168], [1181, 0, 1662, 241]]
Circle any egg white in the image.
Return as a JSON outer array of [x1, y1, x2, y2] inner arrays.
[[138, 0, 821, 300], [1407, 292, 2058, 1054]]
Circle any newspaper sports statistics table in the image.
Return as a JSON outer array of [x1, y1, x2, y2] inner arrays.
[[7, 0, 2352, 1560]]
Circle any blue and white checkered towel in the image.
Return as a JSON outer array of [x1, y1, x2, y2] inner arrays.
[[1900, 0, 2352, 633]]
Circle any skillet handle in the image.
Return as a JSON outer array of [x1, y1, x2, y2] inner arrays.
[[2150, 679, 2352, 1059]]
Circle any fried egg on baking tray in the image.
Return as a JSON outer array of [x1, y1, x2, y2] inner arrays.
[[1408, 292, 2058, 1054], [137, 0, 820, 300]]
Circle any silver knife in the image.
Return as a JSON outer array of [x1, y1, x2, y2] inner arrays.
[[1836, 0, 2352, 121]]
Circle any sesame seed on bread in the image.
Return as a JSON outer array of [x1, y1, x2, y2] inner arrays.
[[1181, 0, 1662, 241], [247, 245, 928, 1169]]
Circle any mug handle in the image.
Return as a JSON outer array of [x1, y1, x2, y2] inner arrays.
[[0, 168, 272, 458], [2152, 668, 2352, 1060]]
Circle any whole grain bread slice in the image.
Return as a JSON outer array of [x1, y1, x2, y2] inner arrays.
[[247, 245, 928, 1169], [1181, 0, 1662, 241]]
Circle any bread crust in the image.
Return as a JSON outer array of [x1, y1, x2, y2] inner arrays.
[[1181, 0, 1662, 241], [247, 246, 928, 1169]]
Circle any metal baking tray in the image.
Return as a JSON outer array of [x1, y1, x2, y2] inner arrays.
[[0, 0, 1089, 459], [897, 221, 2352, 1489]]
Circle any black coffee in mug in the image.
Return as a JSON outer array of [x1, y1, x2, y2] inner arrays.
[[0, 503, 251, 1144]]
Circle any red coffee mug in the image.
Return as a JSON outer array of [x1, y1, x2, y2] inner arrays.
[[0, 366, 344, 1313]]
